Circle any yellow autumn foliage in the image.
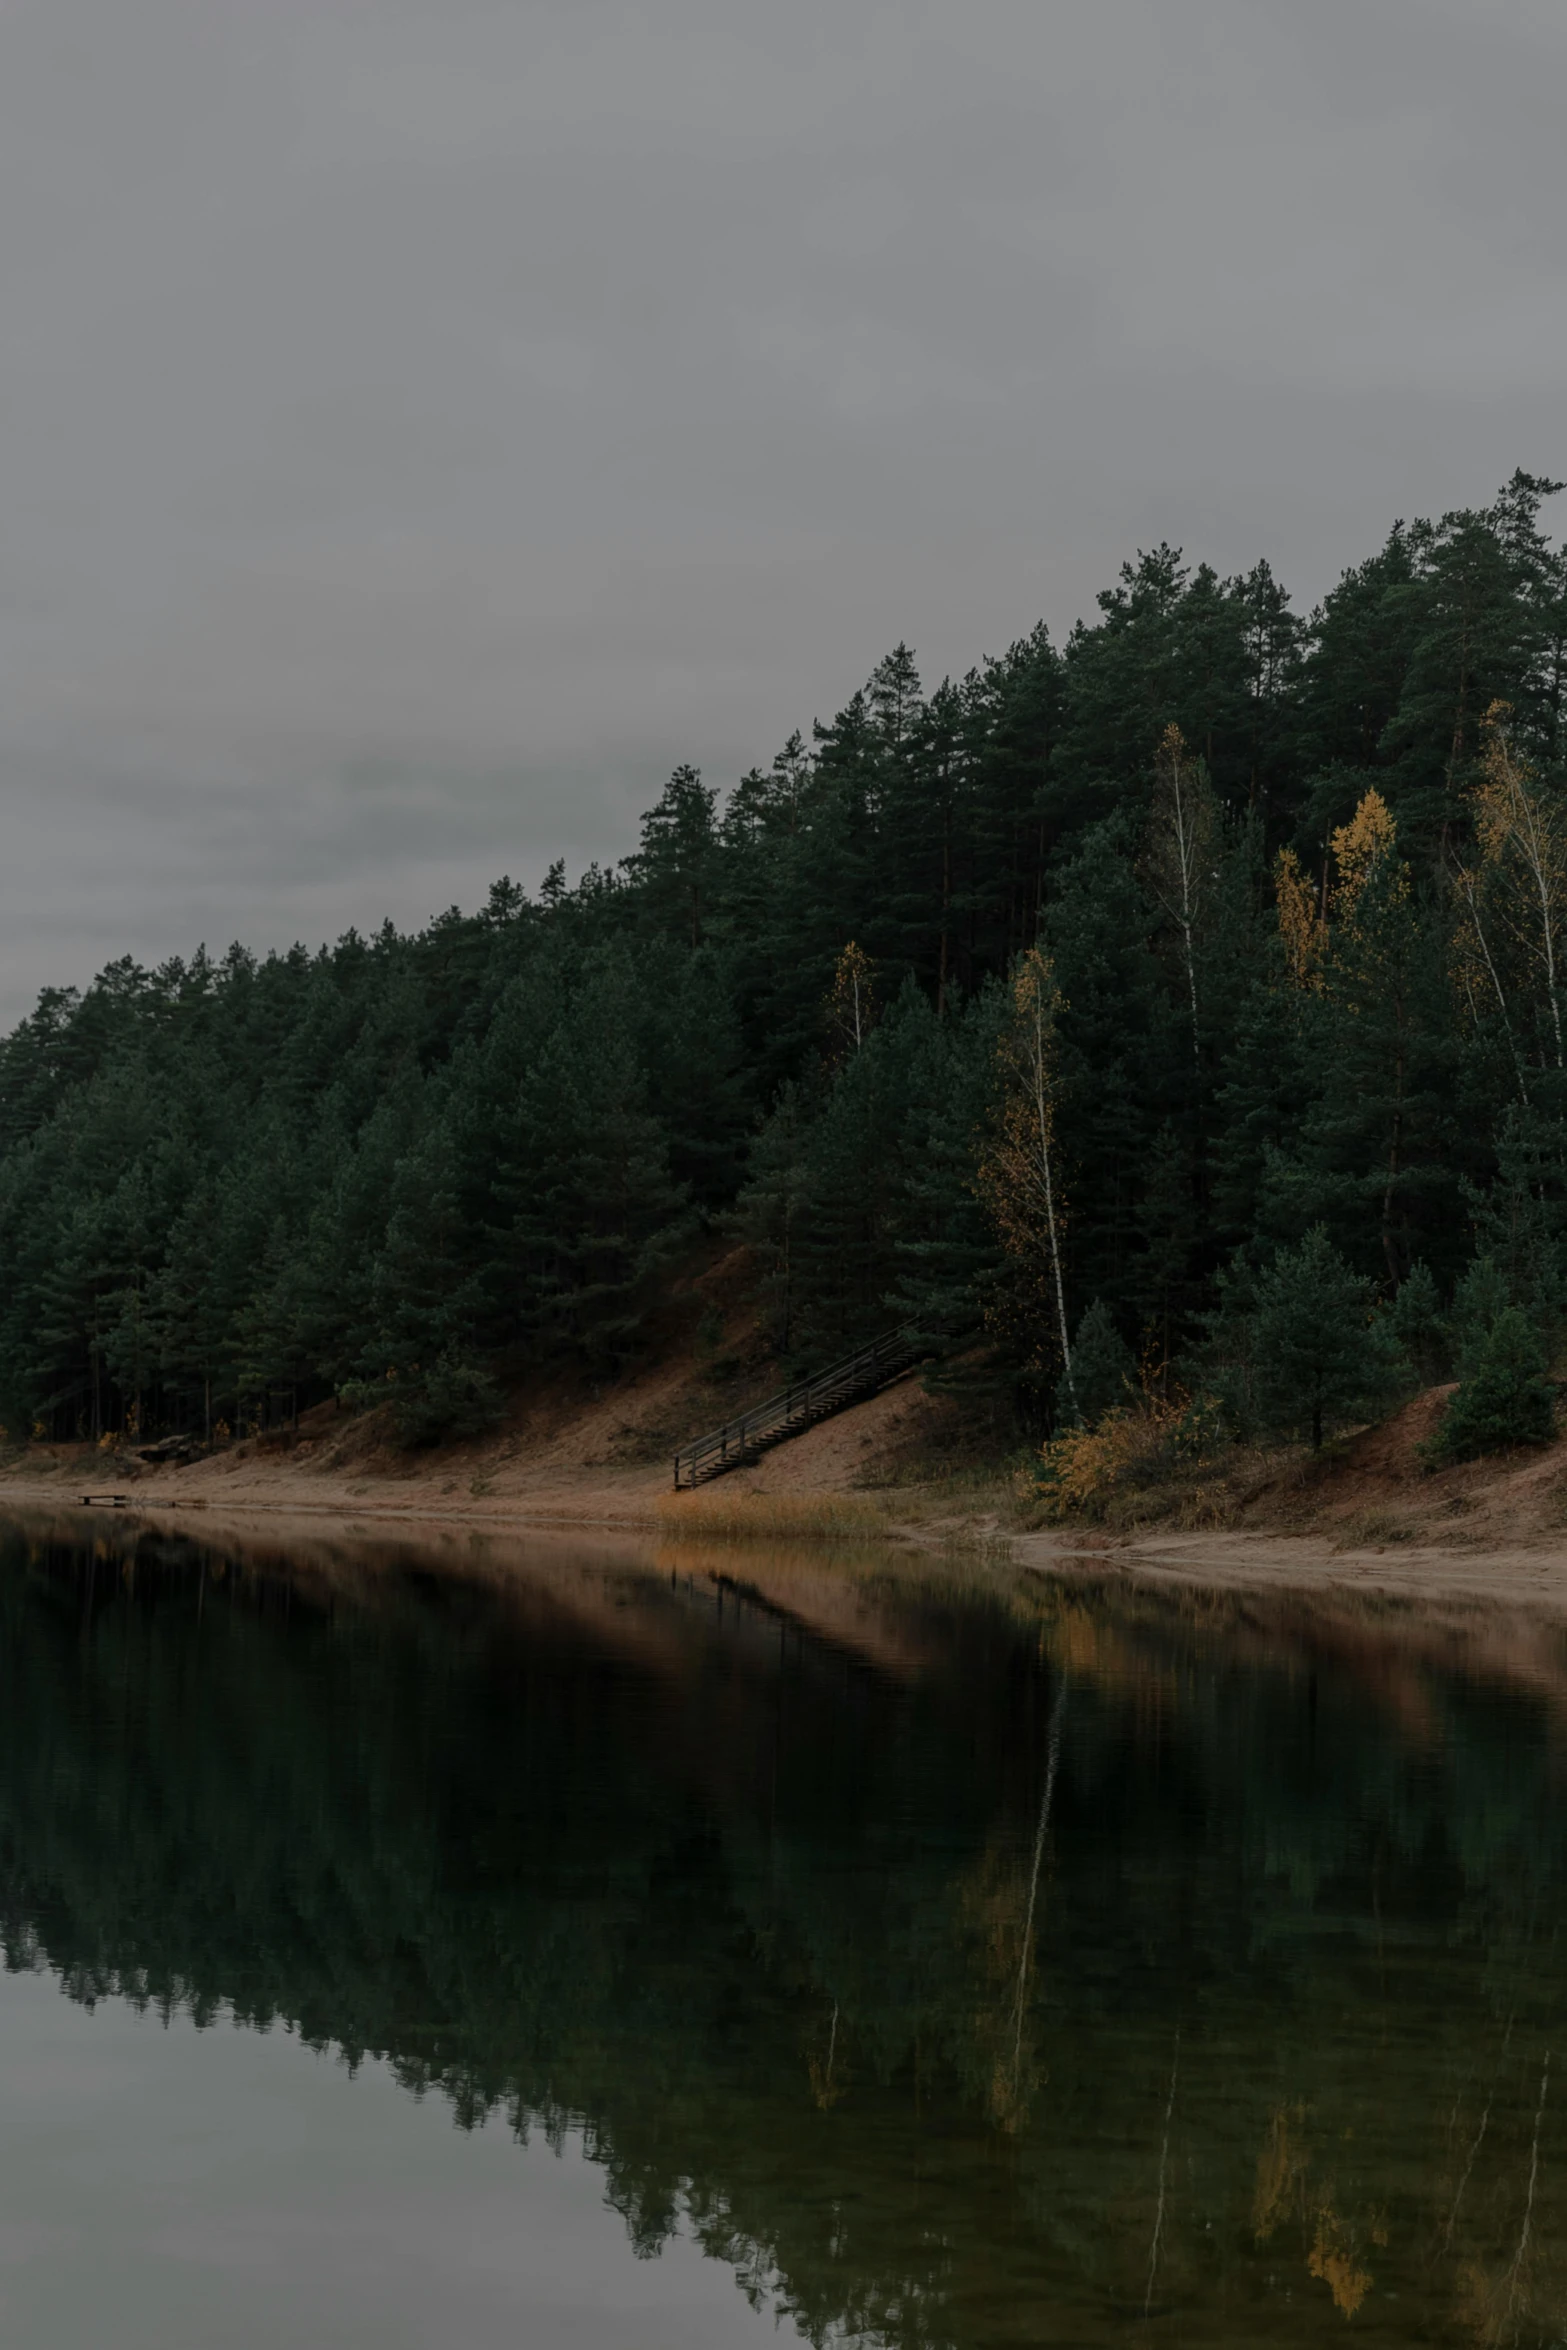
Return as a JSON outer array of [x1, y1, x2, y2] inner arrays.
[[1033, 1392, 1220, 1520], [1275, 846, 1323, 989], [1308, 2201, 1373, 2321], [1253, 2102, 1308, 2243], [1330, 787, 1401, 913]]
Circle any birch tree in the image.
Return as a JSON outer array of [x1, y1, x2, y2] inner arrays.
[[1144, 723, 1217, 1069], [1456, 704, 1567, 1080], [977, 947, 1077, 1417], [828, 941, 875, 1058]]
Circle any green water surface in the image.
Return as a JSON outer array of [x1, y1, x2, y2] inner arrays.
[[0, 1514, 1562, 2346]]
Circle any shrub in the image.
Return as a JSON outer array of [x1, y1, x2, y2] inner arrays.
[[1425, 1307, 1555, 1463], [1032, 1391, 1223, 1520]]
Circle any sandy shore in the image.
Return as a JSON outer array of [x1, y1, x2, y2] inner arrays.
[[1011, 1524, 1567, 1612], [3, 1462, 1567, 1616], [5, 1358, 1567, 1612]]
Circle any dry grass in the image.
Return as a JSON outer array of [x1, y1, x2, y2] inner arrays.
[[874, 1461, 1021, 1518], [1329, 1508, 1419, 1552], [655, 1488, 903, 1541], [657, 1457, 1033, 1545]]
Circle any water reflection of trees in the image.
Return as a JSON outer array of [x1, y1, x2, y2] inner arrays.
[[0, 1522, 1566, 2344]]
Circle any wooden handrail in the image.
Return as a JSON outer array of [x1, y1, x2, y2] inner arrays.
[[673, 1325, 923, 1488]]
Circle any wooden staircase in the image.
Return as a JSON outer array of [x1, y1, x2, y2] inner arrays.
[[673, 1326, 924, 1489]]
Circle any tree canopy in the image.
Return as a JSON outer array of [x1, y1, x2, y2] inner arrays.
[[3, 471, 1567, 1448]]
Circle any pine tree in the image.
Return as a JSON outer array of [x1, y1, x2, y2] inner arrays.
[[1059, 1299, 1133, 1427], [965, 624, 1067, 970], [635, 943, 752, 1213], [785, 986, 930, 1361], [1043, 814, 1179, 1312], [150, 1188, 229, 1439], [1448, 1253, 1512, 1371], [1267, 790, 1461, 1285], [1379, 477, 1562, 844], [363, 1118, 485, 1385], [1295, 525, 1418, 785], [1131, 1124, 1199, 1375], [1211, 1226, 1403, 1449], [1056, 546, 1189, 802], [1235, 558, 1305, 820], [624, 766, 719, 948], [1389, 1260, 1447, 1385], [890, 985, 1005, 1366], [1461, 1105, 1567, 1342], [730, 1080, 813, 1355], [483, 954, 688, 1364], [1428, 1306, 1555, 1462]]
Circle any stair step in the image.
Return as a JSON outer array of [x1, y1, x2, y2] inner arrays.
[[673, 1327, 924, 1489]]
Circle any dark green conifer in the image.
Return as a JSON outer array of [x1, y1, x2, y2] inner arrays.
[[1211, 1227, 1402, 1450], [1389, 1260, 1446, 1386], [1428, 1307, 1555, 1462], [1059, 1299, 1133, 1427]]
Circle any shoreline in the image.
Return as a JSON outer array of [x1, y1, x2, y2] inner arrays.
[[5, 1465, 1567, 1616], [5, 1366, 1567, 1613]]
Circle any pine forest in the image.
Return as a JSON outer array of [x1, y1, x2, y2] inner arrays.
[[7, 469, 1567, 1473]]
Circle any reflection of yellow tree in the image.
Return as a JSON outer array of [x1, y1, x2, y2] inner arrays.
[[959, 1688, 1066, 2134], [805, 2002, 845, 2112], [1253, 2102, 1309, 2243], [1308, 2198, 1378, 2320], [1005, 1694, 1064, 2118], [1456, 2050, 1551, 2349], [1039, 1602, 1183, 1717], [1254, 2103, 1387, 2322], [958, 1837, 1044, 2131]]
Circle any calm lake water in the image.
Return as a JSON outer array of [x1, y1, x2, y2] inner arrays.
[[0, 1514, 1564, 2346]]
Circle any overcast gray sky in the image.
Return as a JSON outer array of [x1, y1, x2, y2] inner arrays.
[[0, 0, 1563, 1016]]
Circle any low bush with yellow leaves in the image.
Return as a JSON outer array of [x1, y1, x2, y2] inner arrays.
[[1027, 1390, 1226, 1523]]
